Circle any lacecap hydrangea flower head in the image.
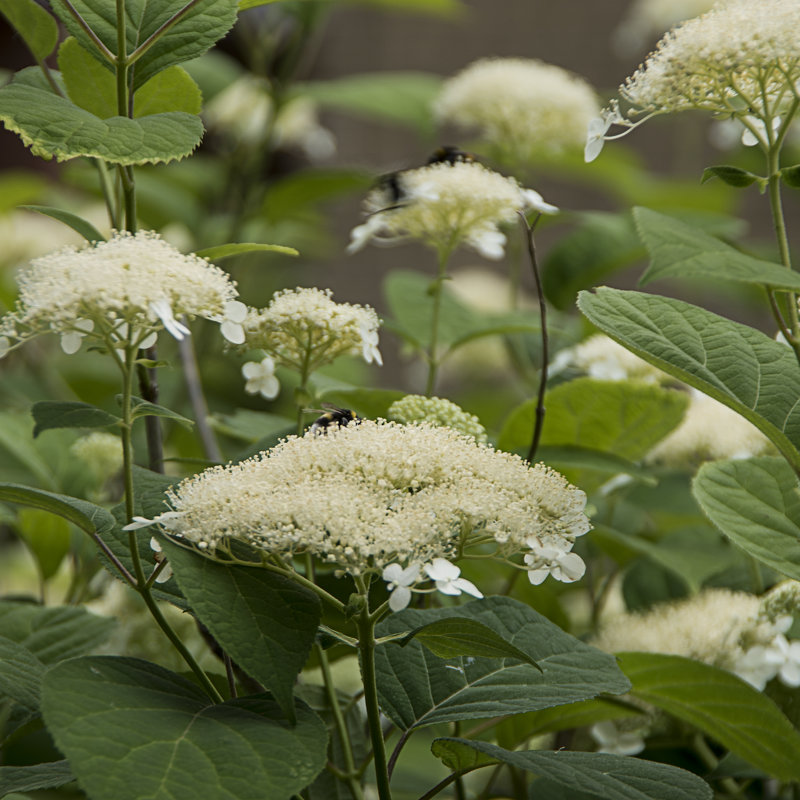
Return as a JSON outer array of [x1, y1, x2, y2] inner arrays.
[[239, 287, 382, 399], [0, 231, 243, 358], [435, 58, 600, 166], [145, 420, 589, 611], [347, 160, 557, 261], [586, 0, 800, 161]]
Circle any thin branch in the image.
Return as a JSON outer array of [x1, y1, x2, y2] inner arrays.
[[518, 212, 548, 463], [88, 530, 136, 586]]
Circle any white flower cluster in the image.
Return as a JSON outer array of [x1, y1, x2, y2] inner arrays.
[[593, 586, 800, 691], [0, 232, 242, 358], [613, 0, 715, 53], [551, 333, 663, 382], [348, 161, 557, 261], [587, 0, 800, 160], [388, 395, 487, 442], [435, 58, 600, 165], [239, 287, 382, 399], [140, 421, 588, 606]]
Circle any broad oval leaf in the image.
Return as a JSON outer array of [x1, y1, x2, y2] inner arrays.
[[32, 400, 121, 437], [58, 36, 117, 118], [432, 739, 712, 800], [577, 287, 800, 471], [0, 80, 204, 165], [498, 378, 687, 460], [133, 66, 202, 116], [635, 207, 800, 289], [41, 656, 328, 800], [0, 0, 58, 60], [0, 635, 45, 710], [619, 651, 800, 782], [400, 618, 542, 671], [700, 165, 761, 188], [693, 456, 800, 580], [375, 596, 630, 730], [163, 540, 322, 723], [51, 0, 239, 90]]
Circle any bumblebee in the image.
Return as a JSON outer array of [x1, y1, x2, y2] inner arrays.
[[309, 403, 360, 434], [426, 145, 476, 165]]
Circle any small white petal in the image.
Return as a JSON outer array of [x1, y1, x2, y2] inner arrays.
[[154, 563, 173, 583], [60, 332, 84, 354], [139, 331, 158, 349], [521, 188, 559, 215], [221, 320, 245, 344], [123, 516, 158, 530], [224, 300, 248, 323], [149, 536, 163, 553], [453, 577, 483, 598], [389, 586, 412, 612], [424, 558, 459, 582]]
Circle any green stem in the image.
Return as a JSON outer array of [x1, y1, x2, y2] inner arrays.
[[53, 0, 115, 62], [118, 344, 223, 703], [425, 249, 452, 397], [355, 603, 392, 800], [316, 642, 365, 800]]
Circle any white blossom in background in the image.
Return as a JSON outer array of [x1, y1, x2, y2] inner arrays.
[[242, 287, 383, 376], [550, 334, 664, 382], [613, 0, 715, 54], [0, 232, 241, 358], [140, 421, 588, 602], [241, 357, 280, 400], [647, 388, 773, 466], [586, 0, 800, 161], [435, 58, 600, 165], [348, 161, 557, 261], [590, 720, 647, 756], [388, 394, 487, 442]]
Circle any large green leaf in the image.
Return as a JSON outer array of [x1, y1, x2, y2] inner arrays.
[[0, 761, 74, 795], [41, 656, 328, 800], [0, 483, 116, 537], [32, 400, 121, 437], [0, 600, 115, 664], [693, 456, 800, 580], [16, 508, 72, 581], [51, 0, 239, 90], [620, 651, 800, 781], [302, 71, 442, 136], [0, 0, 58, 59], [375, 596, 630, 731], [432, 739, 712, 800], [498, 378, 687, 460], [577, 287, 800, 471], [163, 540, 322, 723], [635, 207, 800, 289], [0, 635, 45, 710], [0, 79, 204, 165], [133, 65, 202, 116]]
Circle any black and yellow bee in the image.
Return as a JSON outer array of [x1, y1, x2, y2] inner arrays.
[[372, 146, 478, 215], [309, 403, 360, 434]]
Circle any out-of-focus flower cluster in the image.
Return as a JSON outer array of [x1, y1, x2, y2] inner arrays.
[[613, 0, 715, 53], [348, 161, 557, 261], [435, 57, 599, 166], [138, 420, 589, 610]]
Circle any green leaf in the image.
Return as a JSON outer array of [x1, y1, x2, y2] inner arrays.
[[620, 651, 800, 782], [0, 600, 115, 664], [163, 540, 322, 723], [41, 656, 328, 800], [0, 483, 116, 538], [16, 508, 72, 581], [498, 378, 687, 460], [635, 207, 800, 290], [52, 0, 239, 91], [128, 396, 194, 429], [18, 204, 106, 242], [0, 79, 204, 165], [780, 164, 800, 189], [0, 0, 58, 60], [0, 761, 74, 795], [32, 400, 120, 437], [195, 242, 299, 260], [534, 445, 658, 484], [701, 165, 762, 188], [542, 212, 643, 310], [400, 618, 542, 671], [375, 596, 630, 731], [210, 408, 295, 443], [432, 739, 712, 800], [58, 36, 117, 118], [0, 635, 45, 710], [301, 71, 442, 136], [577, 287, 800, 471], [133, 66, 202, 116], [693, 456, 800, 580]]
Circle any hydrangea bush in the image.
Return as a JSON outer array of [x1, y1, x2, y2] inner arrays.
[[1, 2, 800, 800]]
